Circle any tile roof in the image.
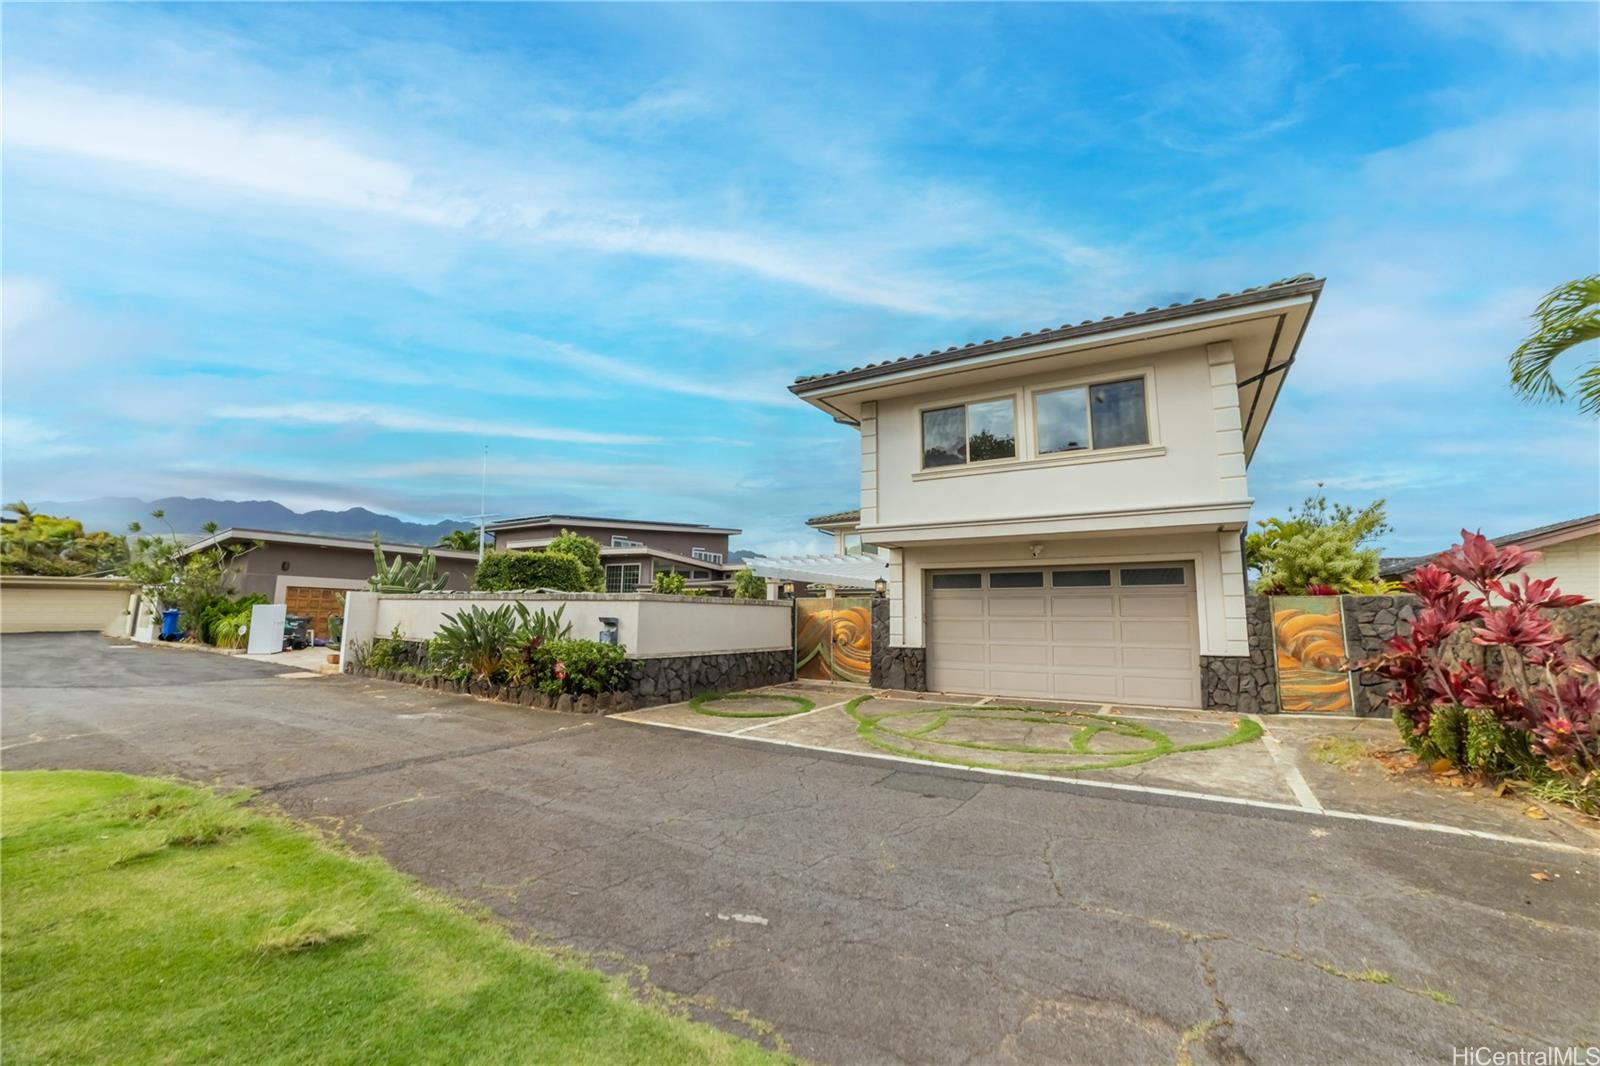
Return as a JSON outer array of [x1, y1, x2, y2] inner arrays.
[[790, 274, 1323, 391], [805, 508, 862, 527], [1378, 513, 1600, 576]]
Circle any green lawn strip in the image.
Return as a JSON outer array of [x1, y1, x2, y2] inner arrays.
[[1, 771, 788, 1066], [842, 695, 1261, 775], [689, 692, 816, 719]]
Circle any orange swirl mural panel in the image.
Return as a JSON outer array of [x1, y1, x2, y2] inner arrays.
[[795, 596, 872, 684], [1270, 595, 1354, 713]]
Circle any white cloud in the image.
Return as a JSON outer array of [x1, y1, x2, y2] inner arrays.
[[212, 402, 659, 446], [1, 276, 61, 336], [0, 413, 95, 459], [1405, 3, 1600, 60], [521, 337, 795, 407], [4, 78, 475, 226]]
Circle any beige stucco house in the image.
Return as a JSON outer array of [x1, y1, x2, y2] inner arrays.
[[1382, 513, 1600, 599], [790, 274, 1324, 707]]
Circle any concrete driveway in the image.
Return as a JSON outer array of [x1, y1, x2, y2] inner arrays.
[[3, 634, 1597, 1065]]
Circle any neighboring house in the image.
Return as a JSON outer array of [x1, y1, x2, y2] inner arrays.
[[805, 508, 881, 556], [179, 528, 479, 637], [789, 274, 1325, 707], [743, 509, 888, 596], [485, 514, 743, 593], [1380, 513, 1600, 597]]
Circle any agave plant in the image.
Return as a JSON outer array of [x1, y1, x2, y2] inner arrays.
[[430, 605, 519, 681], [367, 535, 450, 593]]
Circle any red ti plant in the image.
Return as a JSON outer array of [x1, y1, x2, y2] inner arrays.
[[1355, 530, 1597, 782]]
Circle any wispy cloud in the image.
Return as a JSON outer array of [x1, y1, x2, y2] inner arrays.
[[212, 402, 659, 446]]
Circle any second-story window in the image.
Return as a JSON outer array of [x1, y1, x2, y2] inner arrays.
[[921, 397, 1016, 468], [1035, 377, 1149, 455], [691, 547, 723, 564], [611, 535, 643, 547]]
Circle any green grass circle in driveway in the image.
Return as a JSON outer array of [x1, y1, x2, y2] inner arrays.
[[690, 692, 817, 719], [844, 695, 1262, 774]]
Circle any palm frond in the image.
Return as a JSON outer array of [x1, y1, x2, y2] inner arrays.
[[1509, 275, 1600, 412]]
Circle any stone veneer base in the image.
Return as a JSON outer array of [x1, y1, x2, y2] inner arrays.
[[346, 641, 793, 712]]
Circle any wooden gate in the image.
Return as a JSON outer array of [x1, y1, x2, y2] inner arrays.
[[795, 596, 872, 684]]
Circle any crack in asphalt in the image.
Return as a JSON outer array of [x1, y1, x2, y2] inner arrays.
[[255, 723, 599, 794]]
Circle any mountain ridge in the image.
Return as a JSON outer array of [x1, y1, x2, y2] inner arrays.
[[22, 497, 475, 546]]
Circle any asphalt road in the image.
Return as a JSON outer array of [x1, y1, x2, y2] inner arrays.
[[3, 633, 1596, 1065]]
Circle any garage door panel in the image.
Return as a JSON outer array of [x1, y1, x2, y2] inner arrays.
[[1119, 594, 1192, 617], [1051, 620, 1117, 643], [1050, 595, 1114, 617], [1119, 619, 1193, 644], [990, 644, 1050, 666], [929, 618, 986, 641], [1052, 644, 1118, 668], [989, 619, 1048, 642], [928, 561, 1201, 708], [1122, 646, 1195, 670], [1052, 673, 1120, 700], [988, 596, 1048, 617], [988, 669, 1052, 696], [1124, 674, 1199, 703], [933, 666, 989, 694], [935, 642, 990, 665]]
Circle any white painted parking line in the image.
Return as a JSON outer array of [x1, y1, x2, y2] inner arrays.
[[615, 717, 1595, 856], [1259, 726, 1325, 813], [732, 697, 855, 735]]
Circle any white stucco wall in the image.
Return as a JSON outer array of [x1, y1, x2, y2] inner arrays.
[[339, 591, 791, 669], [867, 341, 1251, 538], [0, 577, 138, 635]]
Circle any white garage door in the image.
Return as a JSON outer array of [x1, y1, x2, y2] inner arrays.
[[926, 562, 1201, 707]]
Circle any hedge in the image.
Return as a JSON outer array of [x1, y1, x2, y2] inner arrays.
[[472, 549, 589, 592]]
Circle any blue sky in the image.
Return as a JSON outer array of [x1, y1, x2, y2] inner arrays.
[[3, 2, 1596, 554]]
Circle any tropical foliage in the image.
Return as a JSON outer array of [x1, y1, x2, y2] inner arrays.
[[546, 530, 605, 591], [732, 568, 766, 600], [518, 639, 628, 697], [436, 529, 484, 552], [430, 606, 520, 681], [0, 502, 129, 576], [121, 513, 259, 638], [1354, 531, 1598, 812], [368, 536, 450, 593], [1246, 491, 1391, 594], [652, 571, 687, 595], [1508, 275, 1600, 416], [473, 549, 588, 592], [196, 593, 268, 649]]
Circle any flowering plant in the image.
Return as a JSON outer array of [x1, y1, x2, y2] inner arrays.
[[1355, 530, 1596, 797]]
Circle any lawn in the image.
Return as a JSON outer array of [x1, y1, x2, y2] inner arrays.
[[0, 770, 786, 1065]]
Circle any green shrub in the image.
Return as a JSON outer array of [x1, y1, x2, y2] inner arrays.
[[473, 550, 588, 592], [366, 625, 416, 672], [512, 602, 573, 643], [547, 530, 604, 591], [523, 639, 628, 696], [429, 607, 519, 681], [1425, 704, 1467, 765], [197, 593, 268, 648], [652, 571, 687, 595], [732, 568, 765, 600]]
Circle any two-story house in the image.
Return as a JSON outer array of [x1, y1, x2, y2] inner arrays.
[[484, 514, 742, 592], [790, 275, 1324, 707]]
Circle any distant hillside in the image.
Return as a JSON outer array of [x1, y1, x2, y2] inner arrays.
[[24, 497, 475, 546]]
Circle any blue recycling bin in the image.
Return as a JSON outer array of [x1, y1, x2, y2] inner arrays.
[[160, 608, 181, 641]]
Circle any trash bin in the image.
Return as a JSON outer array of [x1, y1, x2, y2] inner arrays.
[[160, 608, 181, 641], [283, 615, 310, 651]]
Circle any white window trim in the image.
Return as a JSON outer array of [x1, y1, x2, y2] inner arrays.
[[691, 547, 723, 563], [911, 367, 1161, 482], [604, 562, 642, 592], [916, 390, 1024, 472]]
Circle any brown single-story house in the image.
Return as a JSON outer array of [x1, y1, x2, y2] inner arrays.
[[178, 528, 479, 636]]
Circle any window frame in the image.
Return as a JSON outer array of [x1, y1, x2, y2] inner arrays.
[[917, 391, 1021, 471], [691, 547, 723, 564], [604, 563, 642, 593], [1030, 369, 1155, 459]]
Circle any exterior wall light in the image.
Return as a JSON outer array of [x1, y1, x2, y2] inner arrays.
[[874, 577, 888, 597]]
